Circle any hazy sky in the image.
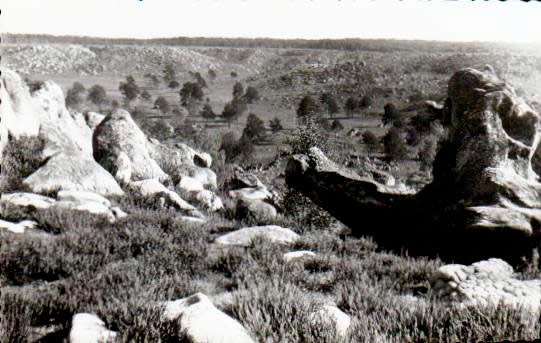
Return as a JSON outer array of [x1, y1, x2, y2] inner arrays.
[[1, 0, 540, 43]]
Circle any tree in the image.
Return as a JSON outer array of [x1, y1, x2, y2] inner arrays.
[[119, 75, 140, 104], [141, 90, 152, 102], [244, 86, 260, 104], [154, 96, 170, 114], [359, 95, 373, 109], [232, 81, 244, 99], [65, 82, 86, 109], [191, 72, 207, 88], [242, 113, 266, 143], [230, 71, 238, 78], [163, 64, 177, 84], [383, 127, 408, 161], [382, 103, 401, 126], [179, 82, 204, 115], [344, 97, 358, 117], [200, 103, 216, 121], [269, 117, 283, 133], [296, 95, 319, 120], [87, 85, 107, 109], [320, 93, 339, 117], [222, 98, 247, 127], [362, 130, 379, 156], [208, 68, 217, 81], [168, 80, 180, 89]]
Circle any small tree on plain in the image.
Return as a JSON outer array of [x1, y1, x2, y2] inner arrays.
[[320, 93, 339, 117], [419, 136, 438, 173], [345, 97, 358, 118], [244, 86, 260, 104], [180, 81, 204, 116], [296, 95, 319, 122], [200, 103, 216, 121], [65, 82, 86, 109], [222, 98, 247, 128], [208, 68, 217, 81], [269, 117, 283, 133], [119, 75, 140, 105], [242, 113, 266, 143], [362, 130, 379, 156], [168, 80, 180, 89], [232, 81, 244, 99], [359, 95, 373, 109], [163, 64, 177, 84], [87, 85, 107, 110], [382, 103, 401, 126], [141, 90, 152, 102], [154, 96, 170, 114], [383, 127, 408, 161]]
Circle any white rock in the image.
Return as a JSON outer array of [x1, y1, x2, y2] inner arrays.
[[0, 219, 38, 234], [162, 293, 254, 343], [309, 305, 351, 338], [283, 251, 316, 263], [69, 313, 117, 343], [215, 225, 300, 246]]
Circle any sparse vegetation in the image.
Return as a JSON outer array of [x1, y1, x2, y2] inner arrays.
[[87, 84, 107, 110]]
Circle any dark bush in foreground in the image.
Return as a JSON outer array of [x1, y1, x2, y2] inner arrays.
[[0, 136, 44, 193]]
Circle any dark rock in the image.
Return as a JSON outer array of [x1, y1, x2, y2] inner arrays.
[[286, 68, 541, 264]]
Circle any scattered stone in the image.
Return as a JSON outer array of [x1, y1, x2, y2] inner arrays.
[[0, 219, 38, 234], [431, 258, 541, 313], [129, 179, 203, 218], [84, 112, 106, 132], [236, 198, 277, 222], [215, 225, 299, 246], [68, 313, 117, 343], [309, 305, 351, 339], [163, 293, 254, 343], [283, 250, 316, 263]]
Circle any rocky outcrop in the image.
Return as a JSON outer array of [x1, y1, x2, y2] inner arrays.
[[84, 112, 106, 132], [215, 225, 299, 246], [283, 250, 316, 263], [0, 68, 41, 140], [23, 152, 124, 197], [162, 292, 254, 343], [69, 313, 117, 343], [93, 109, 167, 181], [431, 258, 541, 314], [286, 67, 541, 263], [33, 80, 93, 157], [0, 219, 38, 234]]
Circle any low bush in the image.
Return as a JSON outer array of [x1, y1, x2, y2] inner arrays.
[[0, 136, 45, 193]]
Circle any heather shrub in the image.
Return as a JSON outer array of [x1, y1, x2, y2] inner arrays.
[[0, 136, 45, 193]]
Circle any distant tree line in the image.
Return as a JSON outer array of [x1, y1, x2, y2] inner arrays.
[[4, 33, 521, 54]]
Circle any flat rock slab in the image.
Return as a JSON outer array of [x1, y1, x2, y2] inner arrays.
[[431, 258, 541, 313], [283, 250, 317, 263], [215, 225, 300, 246], [0, 219, 38, 234]]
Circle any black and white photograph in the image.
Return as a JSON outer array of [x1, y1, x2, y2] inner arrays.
[[1, 0, 541, 341]]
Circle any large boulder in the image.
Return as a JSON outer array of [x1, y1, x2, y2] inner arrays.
[[286, 67, 541, 263], [93, 109, 167, 181], [23, 152, 124, 197], [162, 293, 254, 343], [33, 80, 93, 157], [431, 258, 541, 314]]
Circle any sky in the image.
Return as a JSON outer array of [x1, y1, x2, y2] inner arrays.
[[1, 0, 540, 43]]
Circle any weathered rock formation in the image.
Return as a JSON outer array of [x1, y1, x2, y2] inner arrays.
[[308, 305, 351, 339], [93, 109, 167, 181], [431, 258, 541, 314], [286, 67, 541, 263]]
